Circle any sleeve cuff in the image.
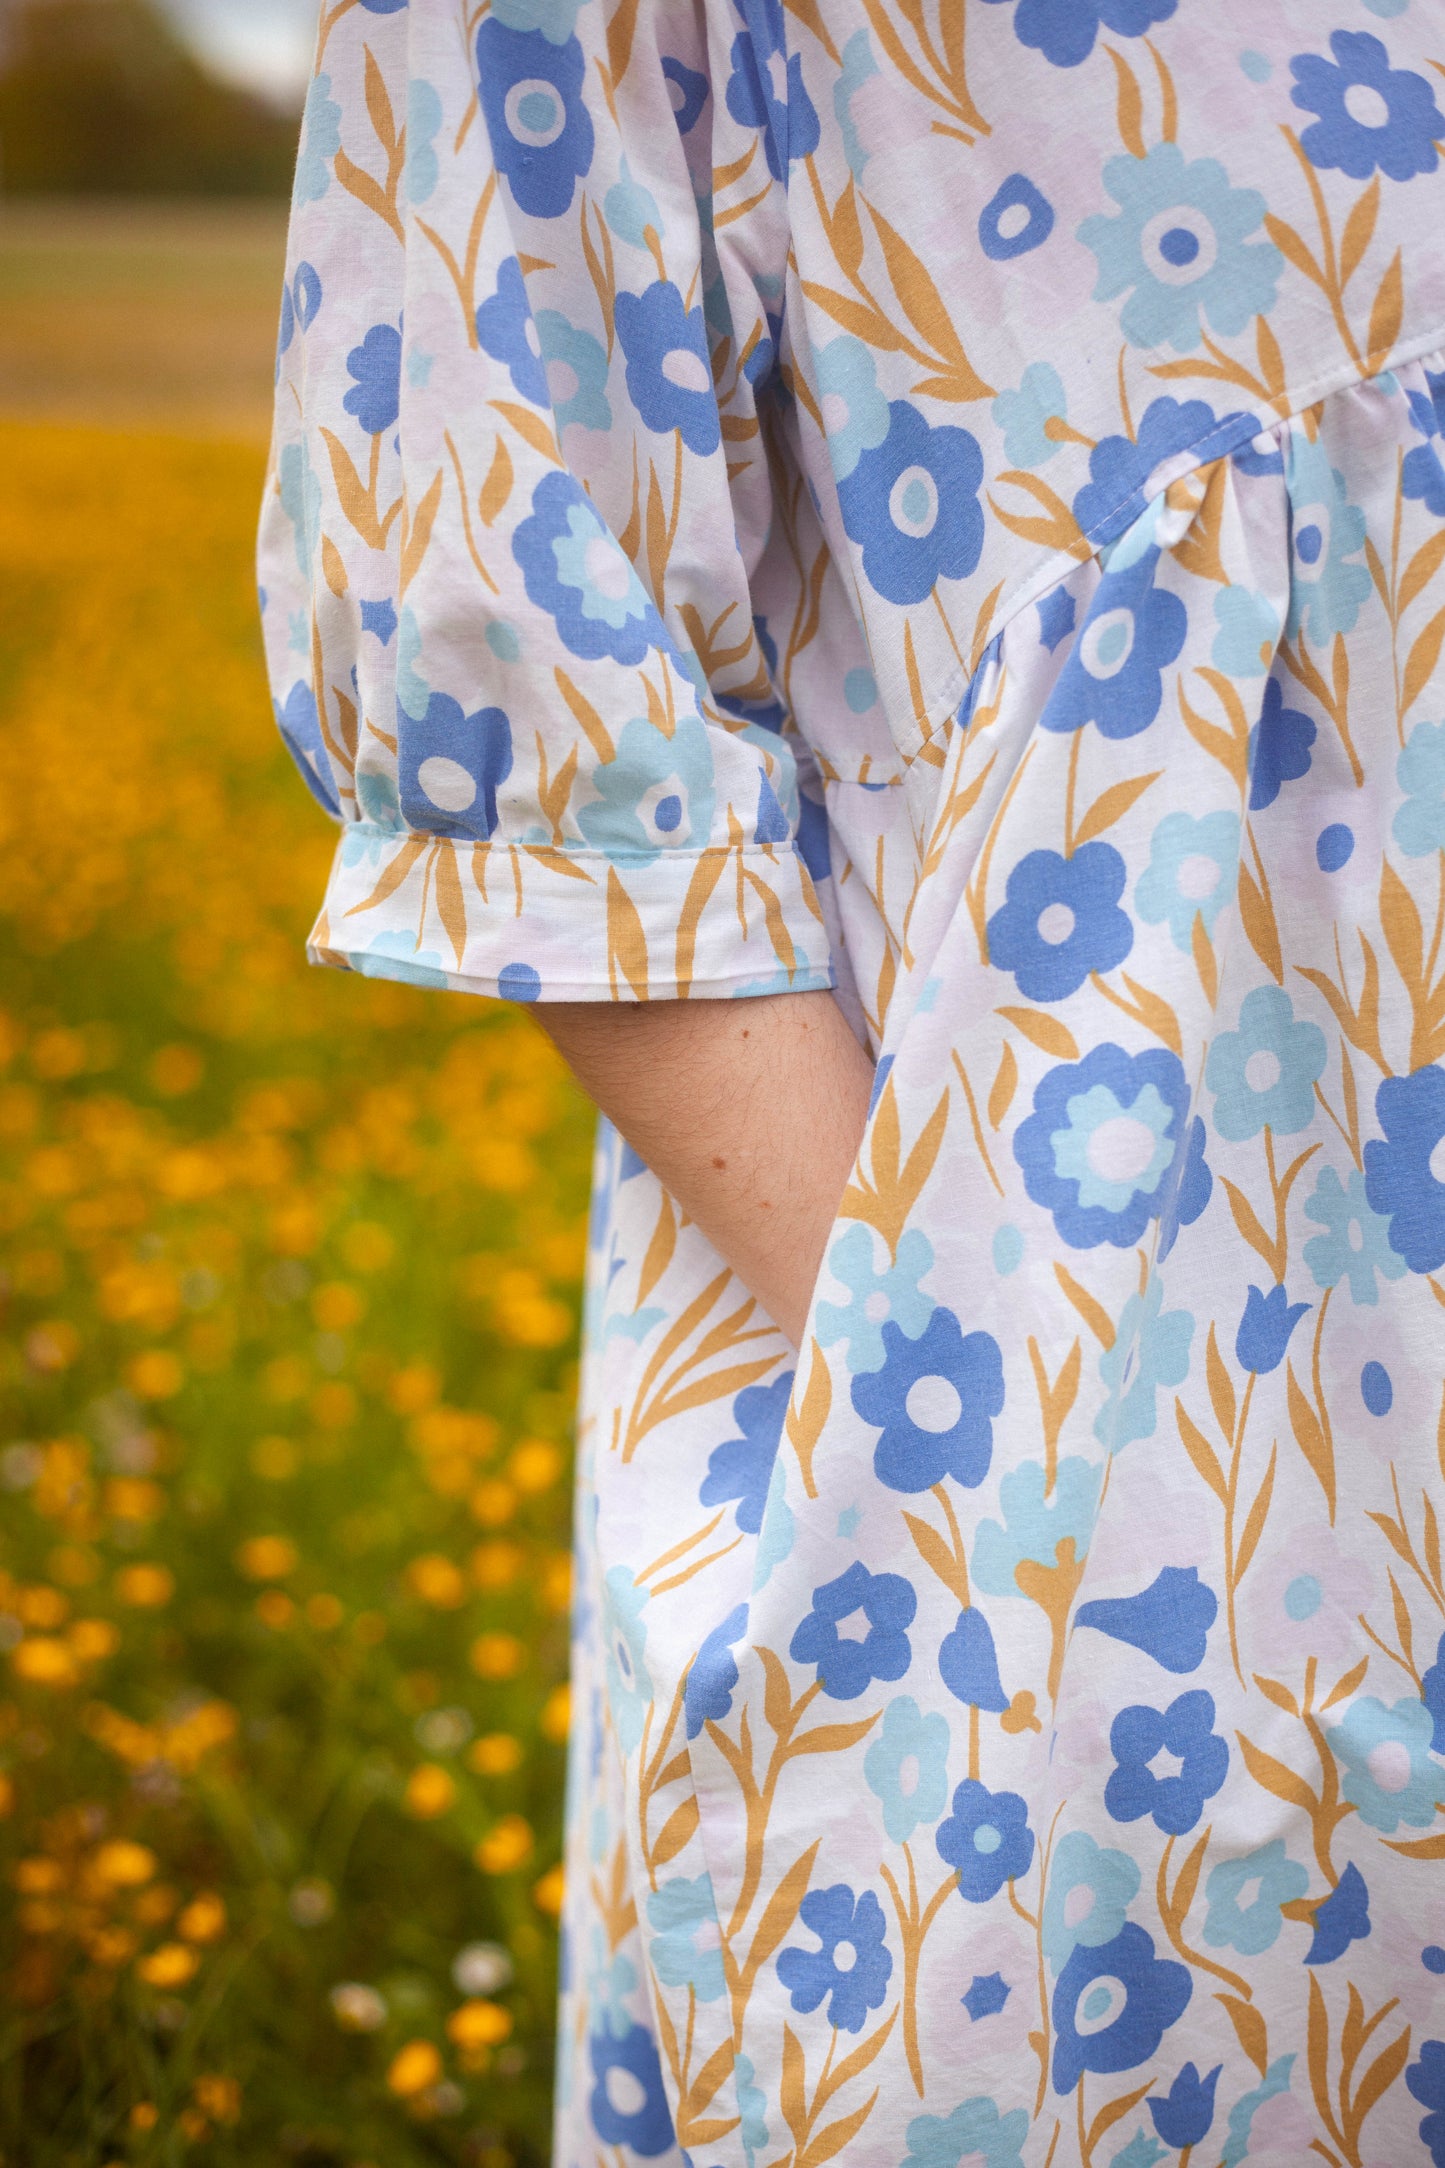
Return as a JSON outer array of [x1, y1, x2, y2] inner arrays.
[[307, 824, 836, 1002]]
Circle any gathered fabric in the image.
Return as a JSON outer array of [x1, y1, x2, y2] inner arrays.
[[259, 3, 1445, 2161]]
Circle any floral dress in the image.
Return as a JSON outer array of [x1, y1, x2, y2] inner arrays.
[[259, 3, 1445, 2161]]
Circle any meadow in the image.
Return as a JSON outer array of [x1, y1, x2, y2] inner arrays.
[[0, 207, 592, 2167]]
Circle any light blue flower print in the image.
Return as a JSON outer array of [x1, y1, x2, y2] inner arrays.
[[604, 156, 661, 248], [1218, 2058, 1296, 2168], [992, 363, 1068, 469], [355, 930, 449, 989], [514, 471, 668, 664], [577, 714, 716, 865], [1330, 1695, 1443, 1832], [1206, 986, 1328, 1143], [646, 1874, 726, 2001], [1284, 432, 1372, 647], [1078, 143, 1282, 354], [752, 1451, 795, 1592], [1053, 1080, 1178, 1215], [601, 1564, 651, 1753], [1303, 1165, 1407, 1305], [864, 1695, 950, 1844], [353, 765, 403, 833], [278, 440, 322, 579], [973, 1456, 1103, 1596], [734, 2052, 769, 2168], [1212, 585, 1279, 678], [1095, 1276, 1195, 1451], [294, 72, 342, 203], [814, 1222, 934, 1373], [1202, 1841, 1308, 1957], [585, 1922, 638, 2037], [833, 28, 878, 180], [1042, 1829, 1141, 1975], [537, 310, 611, 431], [493, 0, 591, 40], [815, 335, 890, 481], [405, 79, 444, 204], [901, 2095, 1030, 2168], [1135, 809, 1240, 952], [1394, 719, 1445, 857]]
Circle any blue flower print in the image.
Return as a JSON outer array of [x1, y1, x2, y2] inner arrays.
[[1077, 1568, 1218, 1674], [1291, 31, 1442, 184], [1148, 2063, 1220, 2152], [1363, 1065, 1445, 1274], [789, 1561, 915, 1700], [864, 1695, 950, 1844], [536, 310, 611, 432], [1042, 1831, 1140, 1977], [1073, 395, 1251, 547], [588, 2021, 674, 2156], [399, 691, 513, 841], [1234, 1283, 1310, 1376], [615, 282, 719, 457], [576, 714, 716, 865], [776, 1885, 891, 2034], [724, 0, 820, 182], [815, 1222, 934, 1375], [978, 174, 1054, 261], [1424, 1630, 1445, 1754], [1285, 431, 1372, 647], [1037, 587, 1076, 653], [1051, 1923, 1191, 2095], [476, 257, 549, 404], [1206, 986, 1328, 1143], [514, 470, 668, 665], [684, 1602, 748, 1740], [992, 362, 1068, 469], [1202, 1841, 1309, 1957], [936, 1779, 1035, 1902], [980, 0, 1175, 72], [1078, 144, 1282, 354], [1014, 1043, 1191, 1251], [901, 2096, 1029, 2168], [987, 843, 1133, 1002], [661, 56, 709, 135], [837, 401, 984, 607], [939, 1607, 1009, 1713], [1404, 436, 1445, 519], [1306, 1859, 1371, 1965], [1249, 676, 1316, 811], [1330, 1695, 1444, 1833], [814, 335, 890, 482], [343, 322, 401, 436], [356, 930, 448, 989], [1134, 808, 1240, 953], [274, 681, 338, 814], [1094, 1276, 1195, 1450], [961, 1974, 1010, 2022], [733, 2051, 769, 2168], [1304, 1165, 1408, 1305], [1212, 584, 1280, 680], [476, 21, 594, 219], [1042, 547, 1187, 740], [851, 1308, 1004, 1493], [1394, 719, 1445, 857], [1106, 1690, 1228, 1835], [1408, 2041, 1445, 2168], [1158, 1112, 1212, 1259], [699, 1373, 792, 1534], [973, 1455, 1103, 1596], [646, 1874, 726, 2002], [601, 1565, 651, 1753]]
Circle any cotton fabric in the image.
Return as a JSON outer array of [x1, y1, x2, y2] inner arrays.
[[259, 4, 1445, 2162]]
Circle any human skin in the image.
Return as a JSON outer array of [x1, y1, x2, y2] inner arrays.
[[533, 992, 875, 1349]]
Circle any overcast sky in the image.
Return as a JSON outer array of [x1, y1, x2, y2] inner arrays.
[[157, 0, 320, 106]]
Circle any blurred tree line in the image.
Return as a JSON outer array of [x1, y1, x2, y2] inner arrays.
[[0, 0, 299, 194]]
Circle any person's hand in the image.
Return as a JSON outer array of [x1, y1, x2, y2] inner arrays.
[[533, 991, 874, 1348]]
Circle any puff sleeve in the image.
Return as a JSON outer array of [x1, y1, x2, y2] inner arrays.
[[257, 0, 834, 1003]]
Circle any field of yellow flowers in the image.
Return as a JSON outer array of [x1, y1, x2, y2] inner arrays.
[[0, 405, 592, 2164]]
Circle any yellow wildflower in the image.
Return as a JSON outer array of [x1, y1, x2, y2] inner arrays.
[[386, 2040, 442, 2097], [126, 1349, 184, 1401], [474, 1816, 533, 1875], [176, 1892, 227, 1944], [508, 1440, 562, 1494], [405, 1554, 467, 1609], [540, 1685, 571, 1743], [402, 1764, 456, 1820], [135, 1941, 200, 1988], [468, 1480, 516, 1529], [90, 1841, 157, 1889], [311, 1281, 365, 1331], [192, 2075, 241, 2124], [470, 1541, 522, 1590], [68, 1618, 120, 1662], [114, 1563, 174, 1608], [532, 1865, 565, 1918], [467, 1734, 523, 1777], [15, 1857, 66, 1895], [12, 1637, 79, 1687], [235, 1535, 298, 1580], [469, 1632, 524, 1682], [446, 1999, 512, 2050], [255, 1589, 295, 1629]]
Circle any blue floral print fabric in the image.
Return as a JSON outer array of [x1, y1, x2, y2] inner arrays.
[[261, 3, 1445, 2162]]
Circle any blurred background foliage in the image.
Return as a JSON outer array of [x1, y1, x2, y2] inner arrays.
[[0, 6, 593, 2164]]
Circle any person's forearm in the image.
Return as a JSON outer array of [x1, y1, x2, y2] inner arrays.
[[533, 991, 874, 1348]]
